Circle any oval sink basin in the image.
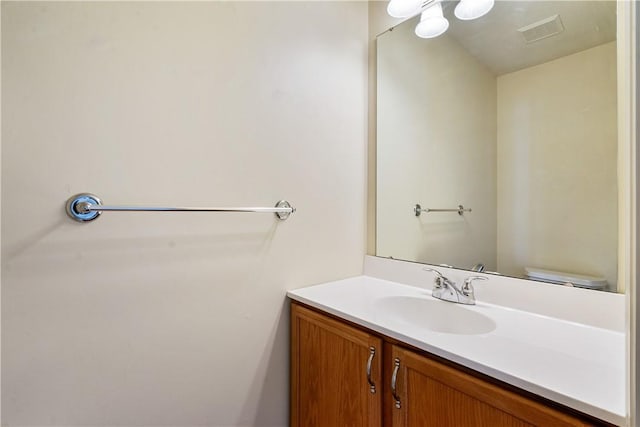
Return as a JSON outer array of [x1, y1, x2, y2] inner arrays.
[[375, 296, 496, 335]]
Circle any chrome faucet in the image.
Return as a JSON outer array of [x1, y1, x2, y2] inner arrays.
[[424, 268, 487, 305], [471, 263, 485, 272]]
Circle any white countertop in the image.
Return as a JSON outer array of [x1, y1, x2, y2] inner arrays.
[[287, 275, 626, 426]]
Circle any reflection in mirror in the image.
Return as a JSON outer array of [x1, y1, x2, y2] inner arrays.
[[376, 1, 618, 291]]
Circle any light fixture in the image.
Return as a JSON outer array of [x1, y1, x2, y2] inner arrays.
[[387, 0, 495, 39], [387, 0, 424, 19], [415, 2, 449, 39], [454, 0, 495, 21]]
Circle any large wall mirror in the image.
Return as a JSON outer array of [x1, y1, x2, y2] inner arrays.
[[376, 1, 619, 291]]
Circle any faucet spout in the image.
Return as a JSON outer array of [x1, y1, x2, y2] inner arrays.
[[471, 263, 485, 272]]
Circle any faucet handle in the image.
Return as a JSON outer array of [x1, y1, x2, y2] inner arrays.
[[462, 276, 487, 296], [423, 267, 445, 279], [423, 268, 447, 288]]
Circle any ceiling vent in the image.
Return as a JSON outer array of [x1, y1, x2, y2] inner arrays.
[[518, 14, 564, 44]]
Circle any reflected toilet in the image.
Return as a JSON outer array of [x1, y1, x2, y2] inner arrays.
[[524, 267, 608, 291]]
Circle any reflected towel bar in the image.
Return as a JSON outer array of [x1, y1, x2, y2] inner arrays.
[[65, 193, 295, 223], [414, 203, 471, 217]]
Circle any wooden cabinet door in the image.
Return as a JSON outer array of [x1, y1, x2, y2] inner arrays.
[[387, 344, 594, 427], [291, 303, 382, 427]]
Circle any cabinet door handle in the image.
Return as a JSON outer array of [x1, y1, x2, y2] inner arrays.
[[391, 358, 401, 409], [366, 346, 376, 394]]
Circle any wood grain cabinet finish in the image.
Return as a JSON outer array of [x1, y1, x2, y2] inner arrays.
[[386, 344, 595, 427], [291, 303, 382, 427], [291, 302, 609, 427]]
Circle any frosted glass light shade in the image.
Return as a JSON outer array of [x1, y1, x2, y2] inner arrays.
[[454, 0, 495, 21], [415, 3, 449, 38], [387, 0, 424, 18]]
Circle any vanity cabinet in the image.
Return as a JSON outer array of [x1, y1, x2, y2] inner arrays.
[[290, 303, 382, 427], [386, 344, 593, 427], [291, 302, 606, 427]]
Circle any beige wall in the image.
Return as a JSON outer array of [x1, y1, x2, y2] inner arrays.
[[376, 19, 498, 270], [1, 2, 367, 425], [497, 42, 618, 288]]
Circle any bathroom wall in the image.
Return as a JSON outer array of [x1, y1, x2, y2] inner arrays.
[[497, 42, 618, 287], [376, 20, 498, 270], [1, 2, 367, 426]]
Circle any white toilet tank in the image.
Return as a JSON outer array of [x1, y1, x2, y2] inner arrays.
[[524, 267, 608, 291]]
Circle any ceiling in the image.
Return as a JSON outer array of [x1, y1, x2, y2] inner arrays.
[[429, 0, 617, 75]]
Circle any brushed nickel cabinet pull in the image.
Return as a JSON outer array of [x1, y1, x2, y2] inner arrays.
[[366, 346, 376, 394], [391, 358, 401, 409]]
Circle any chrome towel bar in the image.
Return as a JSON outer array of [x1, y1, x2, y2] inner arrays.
[[65, 193, 295, 223], [414, 203, 471, 216]]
